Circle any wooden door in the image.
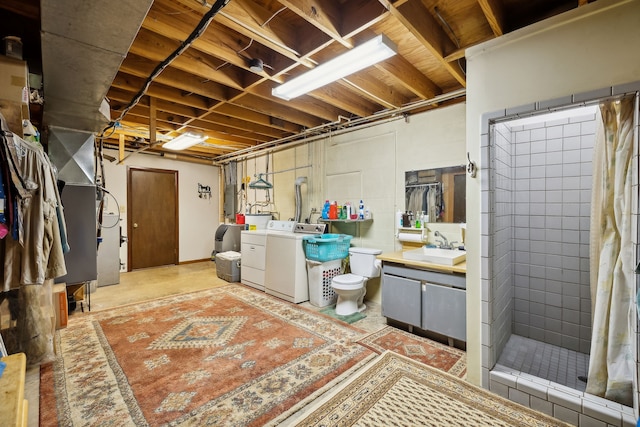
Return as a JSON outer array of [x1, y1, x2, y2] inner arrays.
[[127, 167, 178, 270]]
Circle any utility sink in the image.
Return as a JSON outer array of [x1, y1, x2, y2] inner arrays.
[[402, 247, 466, 266]]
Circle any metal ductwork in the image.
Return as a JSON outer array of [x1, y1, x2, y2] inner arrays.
[[40, 0, 153, 133], [294, 177, 308, 223], [48, 126, 95, 185]]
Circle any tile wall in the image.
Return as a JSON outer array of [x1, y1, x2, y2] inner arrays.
[[509, 113, 596, 354], [488, 122, 514, 365], [486, 113, 596, 369]]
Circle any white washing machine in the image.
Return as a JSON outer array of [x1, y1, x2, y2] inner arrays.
[[264, 222, 326, 303]]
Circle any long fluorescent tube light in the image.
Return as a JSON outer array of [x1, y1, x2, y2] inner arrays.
[[163, 132, 206, 150], [272, 34, 397, 101]]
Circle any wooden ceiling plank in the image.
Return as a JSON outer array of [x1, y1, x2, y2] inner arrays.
[[381, 0, 466, 86], [157, 0, 310, 68], [189, 120, 272, 143], [248, 84, 352, 123], [112, 112, 185, 134], [119, 54, 229, 101], [216, 0, 302, 57], [109, 125, 166, 142], [233, 94, 325, 129], [191, 118, 283, 141], [143, 6, 245, 71], [213, 104, 303, 133], [197, 113, 291, 139], [0, 0, 39, 20], [119, 104, 190, 127], [278, 0, 350, 48], [111, 85, 304, 136], [129, 28, 245, 90], [139, 6, 356, 129], [308, 85, 377, 118], [341, 0, 389, 39], [477, 0, 505, 37], [120, 116, 177, 132], [377, 56, 441, 99], [144, 2, 286, 82], [108, 87, 203, 119], [341, 74, 407, 110], [111, 73, 212, 111]]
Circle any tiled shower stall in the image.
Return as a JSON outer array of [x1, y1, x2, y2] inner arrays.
[[480, 89, 639, 426], [491, 108, 596, 363]]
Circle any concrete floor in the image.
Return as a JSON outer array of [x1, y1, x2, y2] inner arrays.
[[29, 261, 387, 426]]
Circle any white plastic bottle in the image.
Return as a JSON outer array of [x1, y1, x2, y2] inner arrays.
[[358, 200, 364, 220]]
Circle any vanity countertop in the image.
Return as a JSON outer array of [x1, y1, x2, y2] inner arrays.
[[378, 251, 467, 274]]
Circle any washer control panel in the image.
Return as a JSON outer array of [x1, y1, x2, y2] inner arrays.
[[294, 223, 326, 234]]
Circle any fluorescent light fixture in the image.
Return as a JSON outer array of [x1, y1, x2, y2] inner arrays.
[[272, 34, 397, 101], [162, 132, 206, 150]]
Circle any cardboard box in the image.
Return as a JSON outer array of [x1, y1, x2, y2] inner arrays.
[[52, 284, 68, 330], [0, 55, 28, 105], [0, 99, 27, 136]]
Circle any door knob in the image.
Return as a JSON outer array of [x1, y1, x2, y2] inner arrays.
[[133, 223, 138, 228]]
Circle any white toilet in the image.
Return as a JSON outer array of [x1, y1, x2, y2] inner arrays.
[[331, 247, 382, 316]]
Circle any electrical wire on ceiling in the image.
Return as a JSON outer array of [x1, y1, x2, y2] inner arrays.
[[434, 6, 466, 76], [107, 0, 231, 135], [261, 6, 286, 27]]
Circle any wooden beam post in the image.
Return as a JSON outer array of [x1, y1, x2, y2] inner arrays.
[[149, 96, 157, 145], [118, 133, 125, 162]]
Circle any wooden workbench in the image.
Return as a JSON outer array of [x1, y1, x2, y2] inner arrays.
[[0, 352, 28, 427]]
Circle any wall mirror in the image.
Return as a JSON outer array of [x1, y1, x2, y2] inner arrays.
[[405, 166, 466, 223]]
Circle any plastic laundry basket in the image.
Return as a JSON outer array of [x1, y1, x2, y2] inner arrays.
[[306, 259, 343, 307], [302, 234, 352, 262]]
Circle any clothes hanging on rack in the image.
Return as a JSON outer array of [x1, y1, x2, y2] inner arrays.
[[0, 119, 68, 290], [405, 183, 443, 222], [0, 112, 68, 364]]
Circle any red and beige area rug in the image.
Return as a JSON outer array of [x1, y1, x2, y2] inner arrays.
[[39, 285, 374, 426], [293, 351, 572, 427], [357, 326, 467, 378]]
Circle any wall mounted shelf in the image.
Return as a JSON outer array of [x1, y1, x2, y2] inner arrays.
[[318, 218, 372, 235]]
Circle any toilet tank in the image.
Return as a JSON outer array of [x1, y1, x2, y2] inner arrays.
[[348, 247, 382, 277]]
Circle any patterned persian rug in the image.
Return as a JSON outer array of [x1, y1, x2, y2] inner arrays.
[[293, 351, 572, 427], [39, 285, 375, 426], [357, 326, 466, 378]]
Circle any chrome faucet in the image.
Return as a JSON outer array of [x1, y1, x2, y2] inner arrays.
[[434, 231, 458, 250]]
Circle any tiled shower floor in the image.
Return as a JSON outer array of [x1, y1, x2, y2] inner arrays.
[[496, 335, 589, 392]]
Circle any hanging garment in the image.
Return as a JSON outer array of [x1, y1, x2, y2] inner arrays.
[[0, 122, 67, 290]]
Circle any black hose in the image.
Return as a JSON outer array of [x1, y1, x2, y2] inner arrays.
[[111, 0, 231, 128]]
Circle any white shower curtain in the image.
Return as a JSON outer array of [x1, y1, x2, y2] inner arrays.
[[586, 97, 636, 407]]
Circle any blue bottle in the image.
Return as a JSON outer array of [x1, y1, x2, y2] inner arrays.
[[321, 200, 330, 219], [358, 200, 364, 220]]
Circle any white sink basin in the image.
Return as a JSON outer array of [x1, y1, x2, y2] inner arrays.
[[402, 247, 466, 265]]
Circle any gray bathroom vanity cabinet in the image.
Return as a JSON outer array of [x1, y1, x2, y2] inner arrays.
[[378, 253, 466, 342]]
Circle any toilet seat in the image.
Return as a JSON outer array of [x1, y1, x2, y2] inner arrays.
[[332, 273, 364, 290]]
